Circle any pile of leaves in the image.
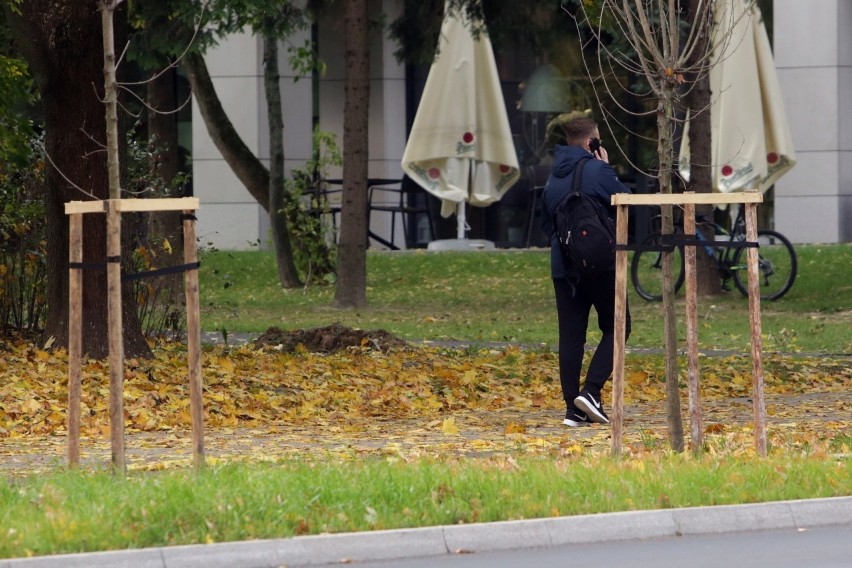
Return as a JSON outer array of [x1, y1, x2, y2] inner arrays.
[[253, 323, 408, 354]]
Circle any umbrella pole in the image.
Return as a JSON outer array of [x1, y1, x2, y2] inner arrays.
[[457, 202, 467, 239], [456, 163, 473, 239]]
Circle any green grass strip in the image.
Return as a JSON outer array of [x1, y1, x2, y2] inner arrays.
[[1, 454, 849, 558]]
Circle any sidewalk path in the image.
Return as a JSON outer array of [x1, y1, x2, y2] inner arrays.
[[3, 388, 849, 475]]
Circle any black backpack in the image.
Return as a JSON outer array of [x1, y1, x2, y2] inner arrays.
[[554, 157, 616, 274]]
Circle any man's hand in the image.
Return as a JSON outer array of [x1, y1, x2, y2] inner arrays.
[[595, 146, 609, 163]]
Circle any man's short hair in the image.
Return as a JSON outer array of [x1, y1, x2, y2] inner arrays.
[[563, 117, 598, 146]]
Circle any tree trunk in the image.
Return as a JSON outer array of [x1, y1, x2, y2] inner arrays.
[[9, 0, 148, 359], [658, 84, 685, 453], [147, 66, 181, 188], [186, 47, 302, 287], [685, 0, 721, 296], [334, 0, 370, 308], [263, 25, 301, 288], [146, 64, 186, 311], [184, 51, 271, 211]]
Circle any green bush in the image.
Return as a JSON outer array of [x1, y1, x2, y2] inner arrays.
[[282, 128, 341, 285], [0, 138, 47, 333]]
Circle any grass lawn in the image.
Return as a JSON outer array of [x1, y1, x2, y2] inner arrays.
[[199, 243, 851, 353]]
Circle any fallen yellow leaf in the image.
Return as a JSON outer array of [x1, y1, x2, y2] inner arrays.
[[504, 422, 526, 434], [441, 417, 459, 435]]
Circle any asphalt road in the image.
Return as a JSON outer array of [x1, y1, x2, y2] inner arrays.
[[329, 524, 852, 568]]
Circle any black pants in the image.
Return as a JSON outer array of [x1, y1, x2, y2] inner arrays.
[[553, 274, 631, 411]]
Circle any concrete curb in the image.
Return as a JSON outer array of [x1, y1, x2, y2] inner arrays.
[[4, 496, 851, 568]]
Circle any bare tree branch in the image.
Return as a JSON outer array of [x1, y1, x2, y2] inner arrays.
[[117, 83, 193, 116], [118, 8, 206, 88], [41, 146, 98, 200]]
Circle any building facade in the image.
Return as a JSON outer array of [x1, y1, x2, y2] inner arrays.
[[192, 1, 412, 251], [191, 0, 850, 250], [773, 0, 851, 243]]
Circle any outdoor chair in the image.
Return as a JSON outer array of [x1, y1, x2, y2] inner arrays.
[[310, 177, 343, 238], [524, 163, 552, 247], [367, 176, 436, 249]]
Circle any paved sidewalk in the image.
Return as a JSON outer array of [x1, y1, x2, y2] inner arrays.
[[4, 496, 851, 567]]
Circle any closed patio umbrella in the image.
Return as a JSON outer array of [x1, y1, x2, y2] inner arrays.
[[680, 0, 796, 193], [401, 0, 520, 248]]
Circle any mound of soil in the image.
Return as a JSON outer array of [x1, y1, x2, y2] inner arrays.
[[253, 323, 408, 354]]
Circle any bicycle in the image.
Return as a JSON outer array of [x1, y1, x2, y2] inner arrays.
[[631, 203, 798, 302]]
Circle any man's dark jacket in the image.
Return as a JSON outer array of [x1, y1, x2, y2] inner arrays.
[[540, 144, 631, 280]]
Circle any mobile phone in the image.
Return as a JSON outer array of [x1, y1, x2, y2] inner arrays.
[[589, 138, 601, 153]]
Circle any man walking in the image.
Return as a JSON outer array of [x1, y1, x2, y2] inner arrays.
[[540, 116, 631, 426]]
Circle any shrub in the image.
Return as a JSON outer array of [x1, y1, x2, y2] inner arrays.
[[283, 128, 341, 285], [0, 136, 47, 333]]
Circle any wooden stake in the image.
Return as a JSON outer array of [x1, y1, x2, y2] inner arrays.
[[744, 201, 767, 456], [683, 200, 703, 454], [612, 203, 629, 457], [66, 198, 203, 471], [608, 191, 766, 457], [68, 214, 83, 468], [107, 199, 125, 474], [183, 211, 205, 470]]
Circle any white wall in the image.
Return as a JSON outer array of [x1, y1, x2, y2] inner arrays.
[[193, 0, 411, 251], [774, 0, 851, 243], [191, 31, 266, 250]]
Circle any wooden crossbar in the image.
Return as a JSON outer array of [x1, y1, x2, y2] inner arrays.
[[65, 197, 200, 214], [611, 192, 762, 206], [610, 191, 767, 457]]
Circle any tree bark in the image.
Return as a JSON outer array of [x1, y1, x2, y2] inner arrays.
[[185, 47, 302, 286], [147, 66, 181, 187], [184, 51, 271, 211], [9, 0, 148, 359], [334, 0, 370, 308], [658, 84, 685, 453], [146, 64, 186, 310], [263, 25, 301, 288]]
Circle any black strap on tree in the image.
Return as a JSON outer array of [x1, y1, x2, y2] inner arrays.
[[121, 262, 200, 282], [616, 233, 760, 252], [70, 255, 124, 270], [68, 260, 201, 281], [68, 261, 107, 271], [68, 214, 200, 280]]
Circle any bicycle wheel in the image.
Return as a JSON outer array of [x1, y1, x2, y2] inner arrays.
[[630, 232, 686, 301], [732, 230, 798, 301]]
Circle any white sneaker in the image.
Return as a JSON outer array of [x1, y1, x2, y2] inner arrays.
[[563, 409, 591, 427]]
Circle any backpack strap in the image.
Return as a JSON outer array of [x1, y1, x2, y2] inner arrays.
[[572, 156, 591, 193]]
